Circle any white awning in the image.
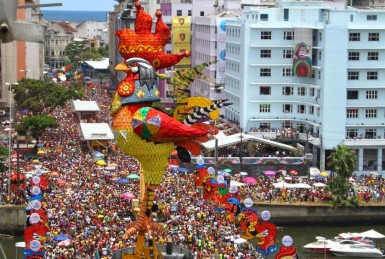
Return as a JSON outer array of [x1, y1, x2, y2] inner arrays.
[[84, 58, 109, 70], [72, 100, 100, 112], [202, 132, 296, 151], [80, 123, 114, 140]]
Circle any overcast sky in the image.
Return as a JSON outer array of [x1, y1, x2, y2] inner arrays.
[[40, 0, 116, 11]]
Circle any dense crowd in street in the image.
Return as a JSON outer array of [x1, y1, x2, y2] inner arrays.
[[0, 81, 384, 258]]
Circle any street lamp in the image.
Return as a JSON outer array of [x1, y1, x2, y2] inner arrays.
[[240, 127, 243, 172], [5, 82, 18, 196], [20, 69, 30, 78]]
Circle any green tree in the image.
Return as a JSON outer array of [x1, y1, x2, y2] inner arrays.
[[11, 78, 83, 115], [327, 145, 357, 179], [14, 115, 59, 150], [98, 44, 109, 57], [325, 145, 358, 207], [65, 41, 86, 64], [79, 47, 103, 61]]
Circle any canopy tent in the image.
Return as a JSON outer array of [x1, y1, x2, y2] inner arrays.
[[202, 132, 296, 151], [79, 123, 114, 151], [79, 123, 114, 141], [72, 100, 100, 112], [272, 181, 295, 188]]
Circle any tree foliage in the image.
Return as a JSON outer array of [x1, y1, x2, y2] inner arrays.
[[65, 42, 86, 64], [15, 114, 59, 140], [98, 44, 109, 57], [11, 78, 83, 115], [325, 176, 358, 207], [327, 145, 357, 178]]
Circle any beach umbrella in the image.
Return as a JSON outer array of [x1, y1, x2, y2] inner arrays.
[[223, 168, 232, 173], [121, 193, 136, 199], [57, 179, 66, 186], [242, 177, 257, 184], [92, 151, 102, 156], [127, 174, 140, 179], [53, 234, 72, 241], [263, 170, 276, 176], [320, 171, 329, 177], [96, 160, 106, 166], [230, 180, 245, 187], [240, 172, 248, 176], [37, 150, 45, 155], [289, 169, 298, 176], [117, 178, 130, 184], [57, 239, 71, 247]]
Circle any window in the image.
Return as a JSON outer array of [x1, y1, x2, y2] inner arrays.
[[365, 128, 377, 139], [348, 52, 360, 60], [283, 49, 293, 58], [366, 90, 378, 99], [309, 88, 315, 97], [368, 52, 378, 60], [366, 109, 377, 118], [261, 31, 271, 39], [298, 87, 306, 96], [368, 32, 379, 41], [349, 32, 360, 41], [346, 129, 358, 139], [284, 31, 294, 40], [297, 105, 306, 114], [282, 86, 293, 95], [260, 104, 271, 112], [260, 86, 271, 95], [260, 68, 271, 77], [176, 10, 182, 16], [309, 106, 314, 115], [348, 71, 359, 80], [367, 71, 378, 80], [346, 109, 358, 118], [282, 104, 293, 113], [367, 15, 377, 21], [188, 10, 192, 16], [200, 11, 204, 16], [347, 90, 359, 99], [260, 49, 271, 58], [260, 14, 268, 21], [260, 122, 270, 129], [282, 68, 292, 77]]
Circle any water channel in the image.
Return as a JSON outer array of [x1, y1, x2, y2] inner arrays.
[[2, 224, 385, 258]]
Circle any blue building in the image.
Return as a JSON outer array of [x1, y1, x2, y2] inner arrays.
[[224, 1, 385, 175]]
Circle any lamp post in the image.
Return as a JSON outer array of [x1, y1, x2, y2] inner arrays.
[[240, 127, 243, 172], [210, 85, 223, 175], [20, 69, 30, 78], [5, 82, 18, 196]]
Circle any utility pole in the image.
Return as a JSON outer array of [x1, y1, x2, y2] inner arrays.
[[240, 128, 243, 172]]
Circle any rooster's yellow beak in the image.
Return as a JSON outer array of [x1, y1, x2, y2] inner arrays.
[[115, 61, 131, 72]]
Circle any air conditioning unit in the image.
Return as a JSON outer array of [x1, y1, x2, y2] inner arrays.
[[0, 110, 6, 116], [305, 153, 313, 160]]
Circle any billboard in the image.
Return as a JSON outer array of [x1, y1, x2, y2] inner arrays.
[[293, 28, 312, 78], [172, 16, 191, 67], [216, 17, 229, 85]]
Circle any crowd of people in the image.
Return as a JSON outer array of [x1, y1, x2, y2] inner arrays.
[[0, 80, 384, 258]]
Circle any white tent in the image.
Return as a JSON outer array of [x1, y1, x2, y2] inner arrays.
[[359, 229, 385, 239], [273, 181, 295, 188], [313, 182, 326, 187], [292, 183, 311, 189]]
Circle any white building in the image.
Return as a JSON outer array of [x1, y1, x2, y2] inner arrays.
[[225, 0, 385, 174]]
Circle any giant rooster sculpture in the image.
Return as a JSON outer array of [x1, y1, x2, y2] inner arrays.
[[111, 1, 225, 251]]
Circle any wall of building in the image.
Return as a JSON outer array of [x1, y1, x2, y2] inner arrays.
[[0, 206, 26, 235]]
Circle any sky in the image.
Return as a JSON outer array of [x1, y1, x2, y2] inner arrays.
[[40, 0, 116, 11]]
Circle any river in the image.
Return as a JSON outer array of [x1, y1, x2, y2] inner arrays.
[[1, 224, 385, 258]]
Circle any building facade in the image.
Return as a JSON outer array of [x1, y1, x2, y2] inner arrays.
[[225, 1, 385, 174]]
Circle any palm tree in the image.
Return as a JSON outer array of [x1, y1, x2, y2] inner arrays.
[[327, 145, 357, 178], [326, 145, 358, 207]]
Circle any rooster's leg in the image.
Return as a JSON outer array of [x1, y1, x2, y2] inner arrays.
[[123, 185, 166, 240]]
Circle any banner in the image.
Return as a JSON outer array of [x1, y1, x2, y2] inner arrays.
[[172, 16, 191, 67], [216, 18, 228, 85], [293, 28, 312, 78]]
